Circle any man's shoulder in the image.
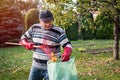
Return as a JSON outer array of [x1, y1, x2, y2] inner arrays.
[[52, 26, 64, 33], [31, 23, 41, 28], [28, 23, 42, 32]]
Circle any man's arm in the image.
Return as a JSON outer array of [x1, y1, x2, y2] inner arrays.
[[58, 28, 73, 62], [61, 44, 73, 62], [19, 38, 33, 50], [19, 27, 33, 50]]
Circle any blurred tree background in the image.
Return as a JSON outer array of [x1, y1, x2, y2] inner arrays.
[[0, 0, 38, 46], [25, 8, 39, 30], [0, 0, 120, 59], [0, 0, 24, 46], [76, 0, 120, 59]]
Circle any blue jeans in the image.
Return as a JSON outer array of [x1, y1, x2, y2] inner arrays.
[[28, 66, 49, 80]]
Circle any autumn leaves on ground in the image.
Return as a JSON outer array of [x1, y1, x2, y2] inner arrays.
[[0, 40, 120, 80]]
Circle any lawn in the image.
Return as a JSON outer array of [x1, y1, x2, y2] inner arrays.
[[0, 40, 120, 80]]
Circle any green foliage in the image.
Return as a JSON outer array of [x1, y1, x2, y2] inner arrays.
[[77, 0, 120, 39], [95, 25, 113, 39], [95, 12, 114, 39], [77, 0, 120, 59], [79, 12, 96, 40], [80, 12, 95, 29], [25, 8, 39, 30], [66, 22, 78, 41], [80, 27, 96, 40], [79, 12, 114, 39]]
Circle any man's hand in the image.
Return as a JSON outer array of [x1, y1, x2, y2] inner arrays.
[[19, 39, 33, 50], [62, 47, 72, 62]]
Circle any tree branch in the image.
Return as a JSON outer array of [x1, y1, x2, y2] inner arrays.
[[103, 12, 115, 22], [99, 0, 113, 6]]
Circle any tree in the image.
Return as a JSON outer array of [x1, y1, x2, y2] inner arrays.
[[77, 0, 120, 60], [25, 8, 39, 30], [80, 12, 96, 40], [95, 12, 114, 39], [0, 0, 24, 46], [16, 0, 38, 16]]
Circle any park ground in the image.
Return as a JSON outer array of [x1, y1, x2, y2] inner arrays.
[[0, 39, 120, 80]]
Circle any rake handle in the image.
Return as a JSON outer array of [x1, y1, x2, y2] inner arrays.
[[5, 42, 39, 48], [5, 42, 58, 62]]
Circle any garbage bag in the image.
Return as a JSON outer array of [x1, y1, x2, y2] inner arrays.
[[47, 57, 78, 80]]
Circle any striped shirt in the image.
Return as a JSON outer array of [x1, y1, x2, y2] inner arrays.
[[21, 23, 72, 70]]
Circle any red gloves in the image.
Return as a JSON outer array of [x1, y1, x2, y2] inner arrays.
[[62, 47, 72, 62], [19, 39, 33, 50]]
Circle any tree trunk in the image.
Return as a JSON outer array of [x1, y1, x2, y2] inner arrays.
[[113, 15, 119, 60]]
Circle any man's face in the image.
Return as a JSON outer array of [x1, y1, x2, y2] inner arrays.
[[39, 19, 53, 29]]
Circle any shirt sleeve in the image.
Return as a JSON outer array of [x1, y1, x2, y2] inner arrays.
[[58, 30, 72, 48], [21, 27, 33, 40]]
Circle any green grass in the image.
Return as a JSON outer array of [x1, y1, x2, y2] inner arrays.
[[0, 40, 120, 80], [0, 47, 32, 80]]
